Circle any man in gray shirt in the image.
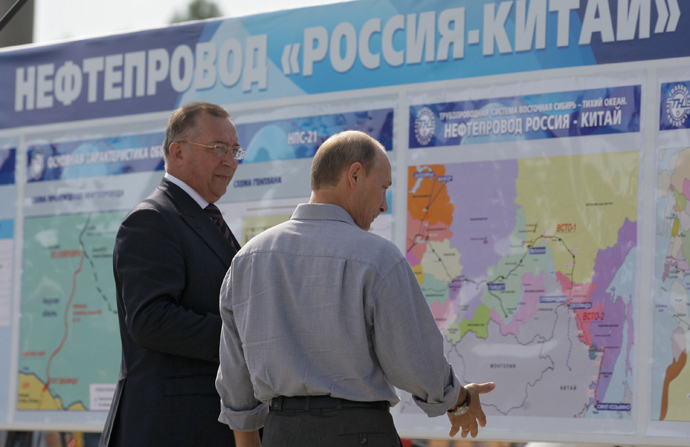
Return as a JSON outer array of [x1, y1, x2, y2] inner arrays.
[[216, 130, 495, 447]]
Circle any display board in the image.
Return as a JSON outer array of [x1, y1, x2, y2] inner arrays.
[[0, 0, 689, 444]]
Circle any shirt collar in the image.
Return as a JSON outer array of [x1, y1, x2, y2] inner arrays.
[[291, 203, 358, 227], [165, 172, 209, 209]]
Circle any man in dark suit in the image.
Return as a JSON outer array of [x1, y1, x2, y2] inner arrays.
[[100, 101, 244, 447]]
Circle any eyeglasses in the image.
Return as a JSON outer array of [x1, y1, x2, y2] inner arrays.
[[178, 141, 246, 160]]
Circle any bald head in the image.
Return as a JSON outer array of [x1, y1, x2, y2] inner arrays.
[[310, 130, 391, 231], [311, 130, 384, 191]]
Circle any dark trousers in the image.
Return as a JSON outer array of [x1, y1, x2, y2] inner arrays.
[[263, 407, 402, 447]]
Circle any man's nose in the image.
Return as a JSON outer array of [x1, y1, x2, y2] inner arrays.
[[221, 150, 239, 167]]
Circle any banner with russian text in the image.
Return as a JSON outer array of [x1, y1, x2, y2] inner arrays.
[[1, 0, 687, 129]]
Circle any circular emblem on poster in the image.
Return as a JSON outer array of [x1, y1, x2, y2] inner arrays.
[[666, 84, 690, 128], [414, 107, 436, 146], [28, 148, 46, 181]]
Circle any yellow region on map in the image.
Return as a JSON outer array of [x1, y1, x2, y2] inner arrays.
[[18, 372, 63, 410], [516, 152, 638, 284], [17, 373, 88, 411], [420, 239, 463, 283], [411, 263, 424, 286]]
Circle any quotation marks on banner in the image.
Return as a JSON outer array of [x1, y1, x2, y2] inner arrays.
[[282, 43, 301, 75], [656, 0, 681, 33]]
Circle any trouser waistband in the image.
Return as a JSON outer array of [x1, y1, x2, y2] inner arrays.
[[269, 396, 390, 412]]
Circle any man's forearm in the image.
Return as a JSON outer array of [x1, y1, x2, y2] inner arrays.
[[234, 430, 260, 447]]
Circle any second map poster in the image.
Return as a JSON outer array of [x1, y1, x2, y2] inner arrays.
[[397, 75, 642, 436]]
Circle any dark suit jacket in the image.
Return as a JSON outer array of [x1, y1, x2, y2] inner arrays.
[[100, 178, 239, 447]]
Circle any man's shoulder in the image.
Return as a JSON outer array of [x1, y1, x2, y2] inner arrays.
[[239, 218, 404, 267], [120, 186, 178, 228], [355, 230, 405, 263], [125, 194, 159, 215]]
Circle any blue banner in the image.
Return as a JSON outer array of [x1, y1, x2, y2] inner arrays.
[[660, 80, 690, 130], [409, 85, 641, 148], [0, 149, 16, 185], [237, 108, 393, 164], [0, 0, 687, 129], [27, 133, 165, 182]]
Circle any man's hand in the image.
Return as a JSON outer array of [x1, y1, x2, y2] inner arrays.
[[448, 382, 496, 438]]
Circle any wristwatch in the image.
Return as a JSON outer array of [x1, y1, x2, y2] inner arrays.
[[447, 387, 472, 416]]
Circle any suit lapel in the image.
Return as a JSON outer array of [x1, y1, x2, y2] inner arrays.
[[159, 179, 237, 268]]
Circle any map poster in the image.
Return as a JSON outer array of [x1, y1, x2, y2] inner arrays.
[[649, 74, 690, 437], [398, 80, 641, 435], [17, 131, 171, 415], [404, 152, 637, 421], [18, 211, 125, 411], [654, 147, 690, 424]]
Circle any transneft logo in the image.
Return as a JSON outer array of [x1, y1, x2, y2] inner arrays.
[[414, 107, 436, 146], [666, 84, 690, 128]]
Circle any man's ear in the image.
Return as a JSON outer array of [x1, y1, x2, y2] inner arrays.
[[168, 142, 184, 166], [347, 162, 363, 189]]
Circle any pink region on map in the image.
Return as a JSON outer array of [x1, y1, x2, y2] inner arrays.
[[430, 299, 455, 330], [406, 213, 454, 266], [490, 273, 542, 336], [406, 216, 426, 266], [406, 249, 421, 267], [555, 271, 598, 345], [683, 178, 690, 200], [427, 226, 453, 243], [662, 244, 689, 282], [576, 302, 606, 347]]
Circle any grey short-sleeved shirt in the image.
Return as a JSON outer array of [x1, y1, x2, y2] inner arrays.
[[216, 203, 460, 431]]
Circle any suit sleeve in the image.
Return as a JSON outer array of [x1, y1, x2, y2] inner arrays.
[[114, 206, 222, 363]]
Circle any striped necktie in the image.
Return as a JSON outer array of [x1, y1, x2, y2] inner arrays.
[[204, 203, 231, 241]]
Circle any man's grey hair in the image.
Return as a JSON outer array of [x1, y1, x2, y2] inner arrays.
[[163, 101, 231, 166]]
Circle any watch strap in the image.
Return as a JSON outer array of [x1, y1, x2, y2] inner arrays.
[[447, 387, 471, 415]]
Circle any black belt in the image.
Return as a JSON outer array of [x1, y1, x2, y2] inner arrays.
[[270, 396, 390, 412]]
